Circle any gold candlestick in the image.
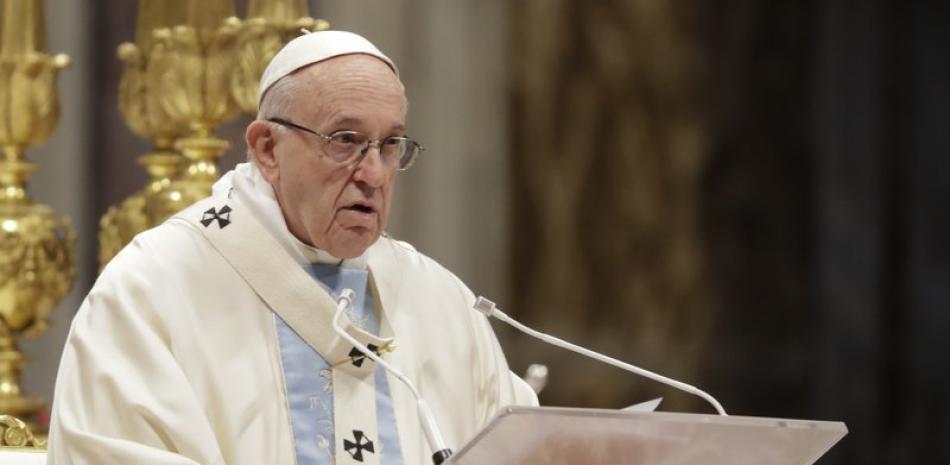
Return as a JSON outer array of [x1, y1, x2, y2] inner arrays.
[[143, 0, 241, 225], [97, 152, 181, 269], [0, 0, 45, 58], [133, 0, 185, 58], [185, 0, 236, 31], [99, 0, 187, 268], [248, 0, 308, 21], [0, 0, 75, 419], [229, 0, 328, 113]]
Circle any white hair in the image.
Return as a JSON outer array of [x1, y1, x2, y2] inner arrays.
[[257, 74, 302, 120], [248, 75, 301, 161]]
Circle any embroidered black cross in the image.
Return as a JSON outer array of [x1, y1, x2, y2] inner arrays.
[[200, 205, 232, 229], [348, 344, 380, 368], [343, 429, 375, 462]]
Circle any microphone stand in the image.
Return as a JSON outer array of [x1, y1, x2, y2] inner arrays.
[[333, 289, 454, 464], [473, 296, 728, 416]]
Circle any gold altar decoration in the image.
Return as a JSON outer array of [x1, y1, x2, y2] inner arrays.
[[0, 414, 45, 448], [143, 0, 328, 225], [228, 0, 328, 113], [102, 0, 327, 264], [99, 0, 186, 268], [142, 0, 242, 225], [0, 0, 76, 418]]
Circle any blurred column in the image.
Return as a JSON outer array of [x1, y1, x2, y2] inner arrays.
[[312, 0, 512, 302]]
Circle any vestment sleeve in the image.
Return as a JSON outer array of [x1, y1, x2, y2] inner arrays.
[[471, 310, 540, 425], [509, 372, 541, 407], [47, 247, 224, 465], [446, 275, 539, 426]]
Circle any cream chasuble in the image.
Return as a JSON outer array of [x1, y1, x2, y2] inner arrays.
[[183, 174, 396, 465], [47, 163, 537, 465]]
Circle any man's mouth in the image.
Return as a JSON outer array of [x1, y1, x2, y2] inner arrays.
[[343, 202, 376, 214]]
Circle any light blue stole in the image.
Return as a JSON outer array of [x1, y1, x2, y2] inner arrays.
[[275, 265, 405, 465]]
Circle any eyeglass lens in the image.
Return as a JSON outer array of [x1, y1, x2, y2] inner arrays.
[[326, 132, 417, 169]]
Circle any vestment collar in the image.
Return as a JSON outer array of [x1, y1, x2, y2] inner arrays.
[[212, 162, 368, 270]]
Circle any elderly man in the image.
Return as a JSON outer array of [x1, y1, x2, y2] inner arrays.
[[47, 31, 535, 465]]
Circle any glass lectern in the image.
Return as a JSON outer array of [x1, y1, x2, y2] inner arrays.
[[447, 406, 847, 465]]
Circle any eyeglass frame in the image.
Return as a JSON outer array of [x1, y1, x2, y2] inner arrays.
[[266, 117, 423, 171]]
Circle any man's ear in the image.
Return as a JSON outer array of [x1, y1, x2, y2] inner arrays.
[[246, 120, 279, 183]]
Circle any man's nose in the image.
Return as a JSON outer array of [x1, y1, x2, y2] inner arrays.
[[352, 144, 387, 187]]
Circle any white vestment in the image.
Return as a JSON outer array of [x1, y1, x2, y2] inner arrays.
[[47, 165, 536, 465]]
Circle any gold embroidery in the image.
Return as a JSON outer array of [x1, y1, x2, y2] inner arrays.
[[316, 433, 331, 451], [319, 369, 333, 393], [330, 343, 397, 368]]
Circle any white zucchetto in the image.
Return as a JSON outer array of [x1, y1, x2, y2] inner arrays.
[[257, 30, 398, 108]]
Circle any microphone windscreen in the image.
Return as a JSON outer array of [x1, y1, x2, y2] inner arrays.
[[339, 288, 356, 306], [473, 297, 496, 316]]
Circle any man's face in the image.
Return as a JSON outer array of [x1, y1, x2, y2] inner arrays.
[[248, 55, 407, 258]]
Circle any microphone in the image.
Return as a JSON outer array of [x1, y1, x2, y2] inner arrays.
[[473, 296, 728, 416], [333, 289, 454, 465]]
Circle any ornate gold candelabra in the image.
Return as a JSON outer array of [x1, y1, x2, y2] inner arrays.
[[0, 0, 75, 419], [229, 0, 328, 113], [98, 0, 186, 268], [142, 0, 243, 225], [102, 0, 327, 261], [144, 0, 328, 222]]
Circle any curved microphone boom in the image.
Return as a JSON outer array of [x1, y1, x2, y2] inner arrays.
[[333, 289, 454, 465], [473, 296, 728, 416]]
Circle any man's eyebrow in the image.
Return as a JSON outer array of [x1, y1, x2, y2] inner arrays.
[[328, 116, 363, 127], [327, 116, 406, 133]]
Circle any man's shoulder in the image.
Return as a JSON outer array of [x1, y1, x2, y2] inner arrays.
[[370, 234, 443, 273], [368, 234, 473, 295], [99, 219, 216, 282], [374, 233, 418, 256]]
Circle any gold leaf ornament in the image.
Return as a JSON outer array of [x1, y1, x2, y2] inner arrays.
[[0, 52, 69, 150], [0, 414, 44, 448], [118, 41, 183, 144], [229, 16, 328, 113], [0, 205, 75, 338], [150, 24, 240, 132]]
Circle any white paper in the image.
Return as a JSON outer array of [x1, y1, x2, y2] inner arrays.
[[622, 397, 663, 412]]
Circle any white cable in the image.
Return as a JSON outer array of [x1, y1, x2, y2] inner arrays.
[[473, 296, 728, 416], [333, 289, 453, 464]]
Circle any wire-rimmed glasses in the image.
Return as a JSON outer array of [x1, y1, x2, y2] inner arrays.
[[267, 117, 422, 171]]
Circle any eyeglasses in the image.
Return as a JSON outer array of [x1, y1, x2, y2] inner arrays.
[[267, 117, 422, 171]]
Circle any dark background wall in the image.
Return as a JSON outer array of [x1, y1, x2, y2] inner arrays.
[[813, 1, 950, 463], [508, 1, 950, 464]]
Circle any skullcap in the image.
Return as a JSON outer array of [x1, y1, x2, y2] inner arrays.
[[258, 30, 398, 108]]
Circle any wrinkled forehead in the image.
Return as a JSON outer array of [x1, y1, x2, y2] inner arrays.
[[266, 55, 408, 130]]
